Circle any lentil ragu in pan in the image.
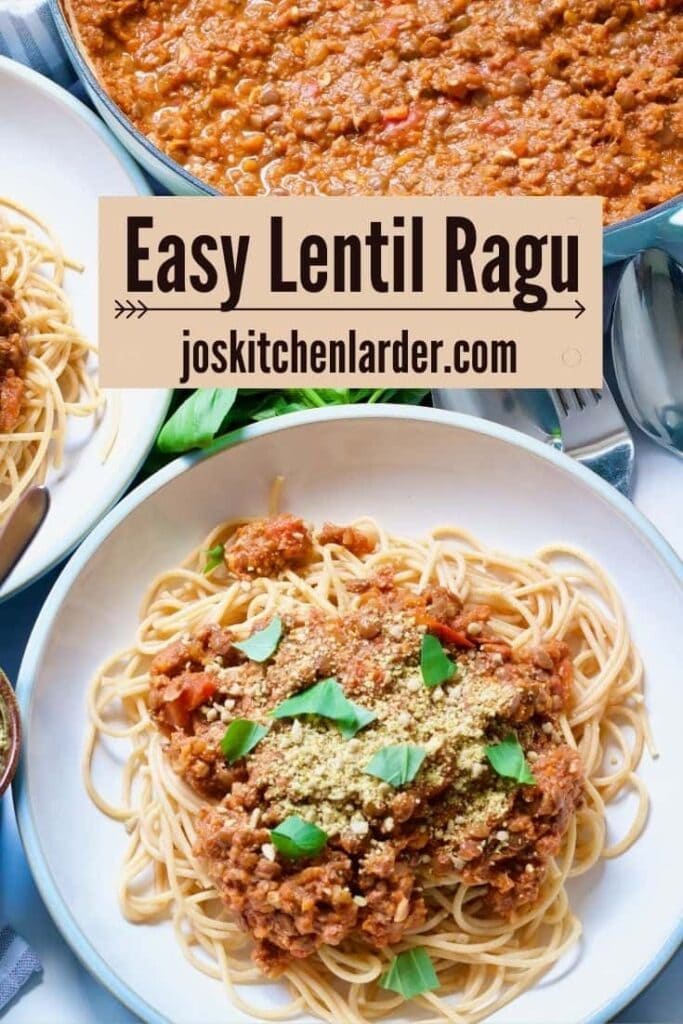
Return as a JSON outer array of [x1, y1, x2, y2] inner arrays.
[[68, 0, 682, 220]]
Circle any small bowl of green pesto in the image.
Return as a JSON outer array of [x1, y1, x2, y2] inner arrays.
[[0, 670, 20, 801]]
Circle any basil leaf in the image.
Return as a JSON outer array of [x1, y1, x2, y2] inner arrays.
[[485, 733, 536, 785], [388, 388, 429, 405], [348, 389, 378, 402], [319, 388, 350, 403], [156, 389, 430, 455], [271, 677, 376, 739], [234, 616, 283, 663], [204, 544, 225, 575], [272, 677, 348, 720], [372, 388, 429, 406], [220, 719, 268, 764], [364, 743, 427, 788], [420, 634, 457, 688], [338, 704, 377, 740], [157, 388, 238, 453], [252, 399, 308, 421], [270, 815, 328, 859], [380, 948, 439, 998]]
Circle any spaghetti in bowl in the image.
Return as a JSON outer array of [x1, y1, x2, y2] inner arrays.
[[87, 508, 647, 1021], [15, 408, 682, 1024]]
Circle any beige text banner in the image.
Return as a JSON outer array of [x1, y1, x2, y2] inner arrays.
[[99, 196, 602, 388]]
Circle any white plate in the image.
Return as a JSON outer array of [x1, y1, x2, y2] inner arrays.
[[0, 57, 170, 600], [15, 408, 683, 1024]]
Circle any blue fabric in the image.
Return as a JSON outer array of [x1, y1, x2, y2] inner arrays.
[[0, 926, 42, 1013], [0, 2, 77, 89]]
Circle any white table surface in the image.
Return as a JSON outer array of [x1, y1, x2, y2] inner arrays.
[[1, 432, 681, 1024]]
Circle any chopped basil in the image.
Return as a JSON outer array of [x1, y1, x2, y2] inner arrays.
[[485, 733, 536, 785], [364, 743, 427, 788], [420, 633, 457, 688], [270, 815, 328, 859], [220, 719, 268, 764], [338, 704, 376, 740], [271, 677, 376, 739], [204, 543, 225, 575], [379, 947, 439, 999], [234, 616, 283, 663]]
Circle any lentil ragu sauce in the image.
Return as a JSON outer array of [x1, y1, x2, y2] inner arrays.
[[148, 514, 584, 975], [0, 284, 27, 434], [68, 0, 682, 220]]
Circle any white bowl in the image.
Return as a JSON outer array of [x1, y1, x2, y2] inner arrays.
[[15, 406, 683, 1024]]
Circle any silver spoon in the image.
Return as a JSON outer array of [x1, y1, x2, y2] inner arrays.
[[0, 486, 50, 587], [611, 248, 683, 457], [431, 389, 560, 447]]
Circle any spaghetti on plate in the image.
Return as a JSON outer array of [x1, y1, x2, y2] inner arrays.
[[0, 198, 103, 523], [85, 502, 649, 1023]]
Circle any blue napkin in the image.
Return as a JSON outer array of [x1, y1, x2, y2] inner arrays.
[[0, 0, 77, 89], [0, 925, 42, 1012]]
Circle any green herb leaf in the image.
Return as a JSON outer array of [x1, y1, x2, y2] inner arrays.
[[271, 677, 376, 739], [234, 616, 283, 663], [485, 733, 536, 785], [204, 544, 225, 575], [420, 634, 457, 688], [270, 815, 328, 859], [252, 399, 308, 421], [379, 948, 439, 999], [157, 388, 238, 453], [154, 388, 430, 454], [376, 388, 430, 406], [338, 704, 377, 740], [220, 719, 268, 764], [364, 743, 427, 788]]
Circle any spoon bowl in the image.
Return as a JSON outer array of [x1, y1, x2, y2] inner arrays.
[[0, 486, 50, 588], [612, 248, 683, 456]]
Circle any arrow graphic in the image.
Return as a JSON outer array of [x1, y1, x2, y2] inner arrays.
[[114, 298, 586, 319], [114, 299, 149, 320]]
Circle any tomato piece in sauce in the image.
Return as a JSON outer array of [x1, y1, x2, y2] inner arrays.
[[163, 672, 218, 730]]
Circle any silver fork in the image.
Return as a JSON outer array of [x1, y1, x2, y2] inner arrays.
[[549, 384, 634, 497]]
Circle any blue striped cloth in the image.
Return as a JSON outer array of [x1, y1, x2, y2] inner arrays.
[[0, 0, 76, 88], [0, 926, 42, 1012]]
